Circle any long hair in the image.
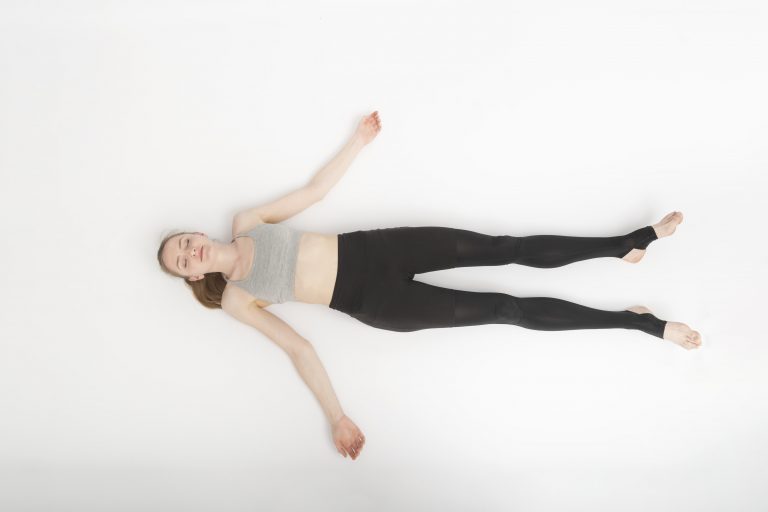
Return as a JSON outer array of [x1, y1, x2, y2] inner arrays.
[[157, 230, 226, 309]]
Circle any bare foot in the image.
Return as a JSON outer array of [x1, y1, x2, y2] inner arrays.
[[626, 305, 702, 350], [622, 211, 684, 263], [652, 210, 684, 238]]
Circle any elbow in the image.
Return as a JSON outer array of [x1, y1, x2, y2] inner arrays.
[[308, 183, 327, 202], [289, 339, 314, 359]]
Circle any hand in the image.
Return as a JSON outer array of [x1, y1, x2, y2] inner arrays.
[[332, 414, 366, 460], [354, 110, 382, 145]]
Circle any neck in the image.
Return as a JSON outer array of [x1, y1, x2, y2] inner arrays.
[[215, 239, 244, 279]]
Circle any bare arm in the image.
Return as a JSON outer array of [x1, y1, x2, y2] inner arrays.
[[222, 290, 366, 459], [292, 346, 366, 460], [290, 345, 345, 425], [310, 111, 381, 197]]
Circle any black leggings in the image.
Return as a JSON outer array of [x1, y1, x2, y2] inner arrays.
[[328, 225, 667, 338]]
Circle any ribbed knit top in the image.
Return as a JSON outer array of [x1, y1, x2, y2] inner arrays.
[[224, 223, 304, 304]]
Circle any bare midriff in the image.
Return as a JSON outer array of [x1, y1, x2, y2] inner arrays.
[[293, 232, 339, 306]]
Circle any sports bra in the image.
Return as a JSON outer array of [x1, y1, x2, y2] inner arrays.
[[224, 223, 304, 304]]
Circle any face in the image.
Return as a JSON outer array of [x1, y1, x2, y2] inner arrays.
[[166, 232, 209, 280]]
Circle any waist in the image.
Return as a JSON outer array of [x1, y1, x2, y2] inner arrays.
[[329, 231, 368, 313]]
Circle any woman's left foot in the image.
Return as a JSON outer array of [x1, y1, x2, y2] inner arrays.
[[622, 211, 684, 263]]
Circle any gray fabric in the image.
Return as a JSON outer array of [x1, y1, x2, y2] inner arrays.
[[225, 223, 304, 304]]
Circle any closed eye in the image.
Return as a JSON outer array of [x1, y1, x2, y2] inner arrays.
[[184, 239, 189, 268]]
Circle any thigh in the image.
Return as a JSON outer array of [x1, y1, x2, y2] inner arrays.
[[364, 226, 462, 279], [365, 225, 521, 279], [352, 278, 457, 332]]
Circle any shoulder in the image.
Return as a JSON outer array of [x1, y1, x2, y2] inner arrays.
[[232, 212, 267, 239], [221, 287, 274, 332], [222, 279, 273, 310]]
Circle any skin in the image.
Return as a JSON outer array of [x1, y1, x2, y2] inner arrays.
[[163, 232, 369, 459], [163, 111, 702, 461], [164, 210, 702, 353], [163, 111, 382, 461], [333, 415, 366, 459], [622, 210, 703, 350], [161, 111, 383, 286], [162, 231, 243, 282]]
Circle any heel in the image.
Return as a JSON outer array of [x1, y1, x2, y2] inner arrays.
[[634, 226, 658, 250], [619, 226, 658, 258]]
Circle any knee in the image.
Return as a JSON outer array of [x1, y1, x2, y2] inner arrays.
[[494, 235, 519, 252], [494, 294, 523, 324], [491, 235, 520, 264]]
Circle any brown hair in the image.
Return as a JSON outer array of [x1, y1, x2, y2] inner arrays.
[[157, 230, 226, 309]]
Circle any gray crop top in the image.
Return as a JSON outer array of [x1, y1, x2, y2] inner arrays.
[[224, 223, 304, 304]]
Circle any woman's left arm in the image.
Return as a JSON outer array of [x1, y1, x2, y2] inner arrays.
[[310, 111, 381, 198]]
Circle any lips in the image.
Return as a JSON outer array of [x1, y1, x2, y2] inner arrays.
[[200, 246, 203, 261]]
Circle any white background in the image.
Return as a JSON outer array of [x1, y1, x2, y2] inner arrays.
[[1, 0, 766, 510]]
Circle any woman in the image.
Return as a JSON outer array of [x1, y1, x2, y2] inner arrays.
[[157, 110, 702, 461]]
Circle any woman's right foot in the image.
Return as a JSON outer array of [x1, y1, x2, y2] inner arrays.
[[626, 305, 702, 349], [622, 211, 684, 263]]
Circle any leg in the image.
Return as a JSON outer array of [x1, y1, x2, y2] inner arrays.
[[453, 290, 667, 338], [352, 279, 457, 332], [368, 225, 659, 279], [455, 226, 658, 269], [359, 278, 667, 339]]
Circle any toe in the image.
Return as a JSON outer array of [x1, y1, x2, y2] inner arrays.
[[685, 334, 700, 348]]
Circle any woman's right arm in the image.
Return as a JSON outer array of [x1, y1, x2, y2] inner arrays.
[[309, 111, 381, 198]]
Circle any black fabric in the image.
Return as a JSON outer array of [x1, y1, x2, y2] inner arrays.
[[328, 226, 665, 338]]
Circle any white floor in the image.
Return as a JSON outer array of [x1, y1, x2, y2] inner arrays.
[[1, 0, 766, 511]]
